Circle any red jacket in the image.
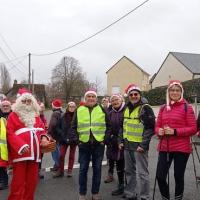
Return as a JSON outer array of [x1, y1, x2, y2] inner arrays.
[[7, 112, 46, 163], [155, 99, 197, 153]]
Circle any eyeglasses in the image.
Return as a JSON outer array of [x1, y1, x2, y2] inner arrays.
[[21, 99, 32, 104], [169, 89, 181, 92], [2, 105, 10, 108], [129, 93, 139, 97]]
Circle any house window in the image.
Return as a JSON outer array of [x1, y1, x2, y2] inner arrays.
[[112, 86, 120, 94]]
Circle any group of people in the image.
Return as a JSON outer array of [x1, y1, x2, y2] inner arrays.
[[0, 80, 200, 200]]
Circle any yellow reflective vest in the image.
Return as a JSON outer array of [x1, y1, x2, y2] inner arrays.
[[77, 105, 106, 143], [123, 106, 144, 143], [0, 117, 8, 161]]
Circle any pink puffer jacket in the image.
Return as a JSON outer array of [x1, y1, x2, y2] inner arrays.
[[155, 99, 197, 153]]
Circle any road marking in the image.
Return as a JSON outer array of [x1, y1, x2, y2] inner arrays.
[[45, 160, 108, 172]]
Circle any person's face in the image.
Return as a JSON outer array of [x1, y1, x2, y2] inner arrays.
[[85, 94, 97, 107], [102, 99, 109, 107], [128, 91, 141, 104], [169, 85, 182, 102], [21, 98, 32, 106], [111, 97, 122, 109], [68, 104, 76, 112], [1, 104, 11, 113]]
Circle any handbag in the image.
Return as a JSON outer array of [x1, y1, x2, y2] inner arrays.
[[41, 139, 56, 153]]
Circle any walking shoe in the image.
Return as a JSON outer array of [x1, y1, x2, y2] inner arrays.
[[197, 176, 200, 182], [104, 175, 113, 183], [50, 166, 59, 172], [67, 171, 72, 177], [92, 193, 102, 200], [79, 195, 87, 200], [53, 171, 64, 178], [111, 184, 124, 196], [38, 170, 44, 179]]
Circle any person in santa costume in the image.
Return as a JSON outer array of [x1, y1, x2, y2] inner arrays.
[[0, 99, 11, 190], [6, 88, 49, 200]]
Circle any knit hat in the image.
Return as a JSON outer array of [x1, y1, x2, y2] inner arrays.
[[166, 80, 184, 110], [52, 99, 62, 109], [84, 89, 97, 100], [124, 84, 141, 97], [1, 99, 11, 106], [110, 94, 123, 101]]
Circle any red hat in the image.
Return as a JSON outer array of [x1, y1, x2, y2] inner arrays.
[[17, 88, 32, 98], [84, 89, 97, 100], [124, 84, 141, 97], [166, 80, 184, 110], [52, 99, 62, 109], [1, 99, 11, 106]]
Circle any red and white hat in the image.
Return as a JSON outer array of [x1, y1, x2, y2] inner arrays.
[[110, 94, 123, 101], [84, 89, 97, 100], [52, 99, 62, 109], [166, 80, 184, 110], [17, 88, 32, 98], [124, 84, 141, 97], [1, 99, 11, 106]]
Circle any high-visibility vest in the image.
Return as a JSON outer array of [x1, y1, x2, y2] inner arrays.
[[77, 105, 106, 143], [123, 106, 144, 143], [0, 117, 8, 161]]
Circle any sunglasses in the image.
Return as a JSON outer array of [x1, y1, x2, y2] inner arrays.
[[129, 93, 139, 97], [21, 99, 32, 104]]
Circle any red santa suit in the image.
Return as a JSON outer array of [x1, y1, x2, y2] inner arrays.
[[7, 111, 46, 200]]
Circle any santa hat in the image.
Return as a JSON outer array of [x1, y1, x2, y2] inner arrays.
[[124, 84, 141, 97], [84, 89, 97, 100], [52, 99, 62, 109], [17, 88, 32, 99], [67, 101, 76, 107], [1, 99, 11, 106], [166, 80, 184, 110], [110, 94, 123, 101]]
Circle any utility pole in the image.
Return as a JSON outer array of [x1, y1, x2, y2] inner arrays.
[[28, 53, 31, 91], [32, 69, 34, 94]]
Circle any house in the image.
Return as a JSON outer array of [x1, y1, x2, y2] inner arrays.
[[6, 80, 46, 103], [106, 56, 150, 96], [151, 52, 200, 88]]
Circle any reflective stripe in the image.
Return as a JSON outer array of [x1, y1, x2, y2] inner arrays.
[[127, 123, 143, 129], [79, 131, 90, 135], [91, 122, 106, 126], [78, 123, 90, 128], [92, 131, 105, 135], [127, 132, 143, 136], [0, 139, 7, 144]]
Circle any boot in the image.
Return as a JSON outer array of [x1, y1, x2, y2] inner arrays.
[[79, 195, 87, 200], [111, 184, 124, 196], [92, 193, 102, 200]]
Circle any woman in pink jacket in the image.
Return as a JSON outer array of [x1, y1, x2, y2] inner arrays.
[[155, 80, 197, 200]]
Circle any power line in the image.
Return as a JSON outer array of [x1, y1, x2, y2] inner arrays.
[[0, 54, 28, 64], [32, 0, 150, 57]]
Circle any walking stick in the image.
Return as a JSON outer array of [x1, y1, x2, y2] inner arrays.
[[166, 135, 170, 199]]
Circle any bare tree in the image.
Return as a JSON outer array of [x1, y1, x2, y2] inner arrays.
[[89, 76, 103, 94], [51, 56, 89, 101], [0, 63, 11, 94]]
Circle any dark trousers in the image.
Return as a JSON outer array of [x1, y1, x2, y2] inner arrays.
[[108, 158, 124, 184], [0, 167, 8, 186], [79, 143, 105, 195], [156, 152, 189, 200], [59, 144, 77, 173]]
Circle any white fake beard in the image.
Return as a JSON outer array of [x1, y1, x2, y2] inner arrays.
[[15, 104, 36, 127]]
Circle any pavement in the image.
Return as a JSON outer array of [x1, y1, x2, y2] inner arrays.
[[1, 137, 200, 200]]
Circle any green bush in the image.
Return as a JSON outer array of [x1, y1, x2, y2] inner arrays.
[[142, 78, 200, 106]]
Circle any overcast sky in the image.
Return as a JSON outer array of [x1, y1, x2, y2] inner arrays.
[[0, 0, 200, 91]]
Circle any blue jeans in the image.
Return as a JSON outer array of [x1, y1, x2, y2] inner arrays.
[[78, 143, 105, 195], [51, 143, 60, 167]]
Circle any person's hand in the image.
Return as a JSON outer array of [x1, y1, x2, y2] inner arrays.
[[158, 128, 164, 136], [21, 146, 29, 154], [196, 131, 200, 137], [118, 143, 124, 150], [40, 139, 49, 147], [164, 126, 174, 135], [137, 146, 144, 153]]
